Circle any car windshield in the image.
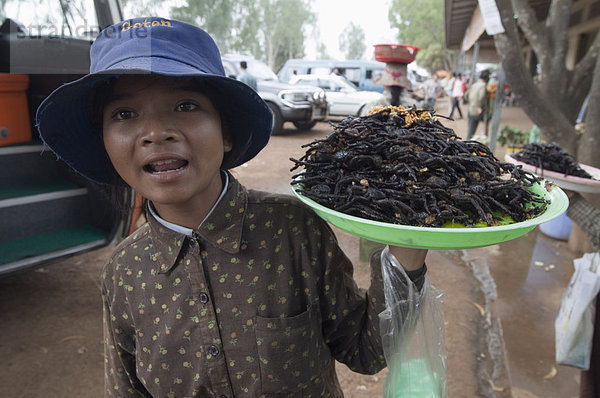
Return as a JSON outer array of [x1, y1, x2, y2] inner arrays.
[[295, 76, 358, 92], [1, 0, 100, 39], [336, 77, 358, 91], [247, 59, 278, 81]]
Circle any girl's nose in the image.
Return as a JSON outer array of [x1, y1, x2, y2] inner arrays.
[[138, 115, 178, 145]]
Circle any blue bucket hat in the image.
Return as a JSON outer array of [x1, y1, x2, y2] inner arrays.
[[36, 17, 272, 184]]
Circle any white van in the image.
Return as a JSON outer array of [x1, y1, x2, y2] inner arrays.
[[278, 59, 429, 94], [278, 59, 386, 92]]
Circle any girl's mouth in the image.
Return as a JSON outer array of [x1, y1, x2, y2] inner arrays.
[[144, 159, 188, 174]]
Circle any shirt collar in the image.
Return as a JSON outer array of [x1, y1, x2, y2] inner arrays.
[[148, 172, 230, 236], [147, 172, 247, 273], [195, 173, 247, 254]]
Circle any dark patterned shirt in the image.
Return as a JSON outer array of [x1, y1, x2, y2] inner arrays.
[[102, 174, 423, 397]]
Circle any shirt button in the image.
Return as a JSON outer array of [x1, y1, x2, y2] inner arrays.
[[208, 345, 220, 357], [199, 292, 209, 303]]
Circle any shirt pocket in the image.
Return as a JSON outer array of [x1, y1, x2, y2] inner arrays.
[[254, 304, 325, 394]]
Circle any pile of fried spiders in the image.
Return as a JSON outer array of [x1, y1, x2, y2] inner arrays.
[[290, 106, 549, 228]]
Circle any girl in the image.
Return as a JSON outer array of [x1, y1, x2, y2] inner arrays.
[[36, 17, 428, 397]]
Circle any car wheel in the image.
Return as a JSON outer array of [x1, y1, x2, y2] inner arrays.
[[293, 120, 317, 131], [267, 102, 283, 135]]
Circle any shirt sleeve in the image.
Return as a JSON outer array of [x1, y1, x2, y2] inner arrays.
[[102, 263, 151, 397], [567, 197, 600, 251], [317, 233, 387, 375], [473, 84, 487, 109], [314, 219, 427, 375]]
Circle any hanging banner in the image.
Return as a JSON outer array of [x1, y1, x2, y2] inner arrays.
[[478, 0, 505, 35]]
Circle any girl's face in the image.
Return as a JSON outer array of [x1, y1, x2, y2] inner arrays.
[[102, 76, 232, 226]]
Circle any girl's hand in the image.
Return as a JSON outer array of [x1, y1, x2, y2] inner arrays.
[[563, 188, 579, 202], [388, 246, 428, 271]]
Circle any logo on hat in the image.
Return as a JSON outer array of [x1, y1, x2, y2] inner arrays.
[[121, 18, 173, 31]]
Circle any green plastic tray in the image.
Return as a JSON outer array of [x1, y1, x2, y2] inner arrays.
[[291, 180, 568, 250]]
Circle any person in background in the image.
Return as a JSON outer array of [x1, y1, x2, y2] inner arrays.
[[464, 72, 472, 94], [238, 60, 257, 91], [423, 73, 442, 111], [332, 67, 346, 77], [366, 62, 421, 111], [465, 69, 490, 140], [565, 190, 600, 398], [445, 72, 456, 98], [448, 73, 465, 120], [485, 72, 499, 134]]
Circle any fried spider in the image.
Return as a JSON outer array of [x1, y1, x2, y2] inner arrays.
[[512, 142, 593, 179], [290, 106, 548, 227]]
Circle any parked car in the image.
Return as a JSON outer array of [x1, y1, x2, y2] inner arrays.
[[288, 74, 382, 117], [0, 0, 138, 277], [221, 54, 327, 134]]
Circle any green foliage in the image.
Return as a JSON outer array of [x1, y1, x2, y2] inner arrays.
[[415, 42, 446, 74], [497, 126, 530, 147], [168, 0, 314, 70], [389, 0, 443, 47], [339, 22, 366, 60], [270, 0, 315, 70], [316, 42, 331, 60], [121, 0, 165, 19], [170, 0, 235, 52], [231, 1, 263, 59], [389, 0, 456, 72], [0, 0, 7, 20]]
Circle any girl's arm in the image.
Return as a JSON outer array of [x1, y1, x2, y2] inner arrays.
[[315, 226, 427, 374]]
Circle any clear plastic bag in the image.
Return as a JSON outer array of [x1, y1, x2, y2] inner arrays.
[[555, 252, 600, 369], [379, 247, 447, 398]]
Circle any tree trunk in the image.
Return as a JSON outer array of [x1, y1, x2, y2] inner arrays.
[[577, 55, 600, 168], [493, 0, 576, 153]]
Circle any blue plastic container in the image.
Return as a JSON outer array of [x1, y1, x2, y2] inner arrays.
[[539, 212, 572, 240]]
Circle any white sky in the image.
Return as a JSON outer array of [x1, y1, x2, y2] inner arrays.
[[4, 0, 398, 61], [305, 0, 398, 60]]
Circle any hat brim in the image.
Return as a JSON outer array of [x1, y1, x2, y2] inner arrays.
[[36, 57, 272, 184]]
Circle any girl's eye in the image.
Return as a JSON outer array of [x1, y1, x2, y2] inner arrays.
[[111, 109, 136, 120], [176, 102, 198, 112]]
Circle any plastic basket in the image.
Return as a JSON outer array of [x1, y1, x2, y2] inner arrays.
[[374, 44, 420, 64]]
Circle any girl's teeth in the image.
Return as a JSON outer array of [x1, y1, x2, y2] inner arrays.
[[146, 159, 187, 173]]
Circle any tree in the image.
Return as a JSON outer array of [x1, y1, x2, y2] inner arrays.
[[121, 0, 166, 20], [170, 0, 235, 52], [415, 42, 447, 73], [0, 0, 9, 20], [169, 0, 314, 71], [267, 0, 315, 70], [493, 0, 599, 165], [230, 2, 263, 59], [316, 42, 331, 60], [339, 22, 366, 60], [389, 0, 455, 72]]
